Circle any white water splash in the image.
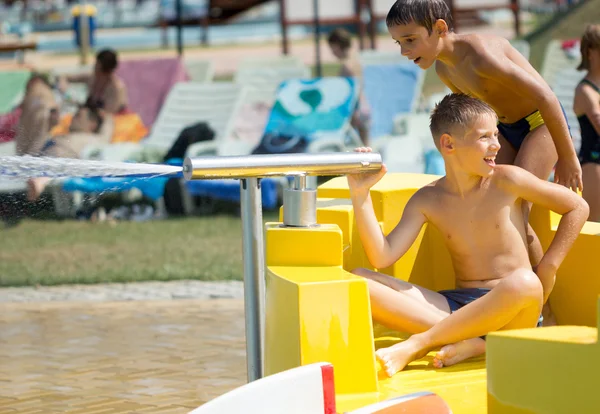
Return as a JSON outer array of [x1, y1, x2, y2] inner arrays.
[[0, 156, 182, 179]]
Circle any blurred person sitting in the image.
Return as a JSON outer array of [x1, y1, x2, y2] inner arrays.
[[27, 103, 114, 202], [59, 48, 128, 114], [15, 72, 61, 156]]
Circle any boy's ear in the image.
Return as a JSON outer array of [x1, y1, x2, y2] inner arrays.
[[434, 19, 449, 37], [439, 133, 454, 153]]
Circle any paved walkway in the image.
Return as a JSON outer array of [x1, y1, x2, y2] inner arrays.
[[0, 280, 243, 303], [0, 294, 247, 414]]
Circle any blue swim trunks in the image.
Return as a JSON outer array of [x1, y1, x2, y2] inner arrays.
[[438, 288, 543, 339], [497, 104, 571, 151]]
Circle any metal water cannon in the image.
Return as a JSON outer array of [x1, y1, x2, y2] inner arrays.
[[183, 151, 383, 382]]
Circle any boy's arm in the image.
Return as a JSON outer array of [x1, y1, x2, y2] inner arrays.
[[475, 53, 583, 192], [498, 165, 589, 301], [64, 73, 91, 84], [351, 189, 427, 269]]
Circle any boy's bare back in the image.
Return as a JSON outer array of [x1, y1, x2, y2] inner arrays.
[[435, 34, 550, 124], [413, 165, 532, 288]]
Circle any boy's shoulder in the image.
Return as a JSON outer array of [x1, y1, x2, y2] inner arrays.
[[409, 178, 445, 207], [463, 34, 512, 70], [436, 34, 511, 72], [491, 164, 539, 191]]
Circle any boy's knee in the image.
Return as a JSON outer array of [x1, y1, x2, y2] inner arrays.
[[505, 269, 543, 305]]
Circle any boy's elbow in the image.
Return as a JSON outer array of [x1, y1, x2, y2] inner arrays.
[[536, 90, 559, 108]]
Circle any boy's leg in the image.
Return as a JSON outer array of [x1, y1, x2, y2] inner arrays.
[[353, 268, 487, 368], [376, 268, 543, 376], [513, 125, 559, 325], [495, 134, 517, 166], [27, 177, 52, 202], [351, 268, 451, 333]]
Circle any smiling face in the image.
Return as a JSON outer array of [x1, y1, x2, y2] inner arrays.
[[441, 113, 501, 177], [388, 20, 446, 69]]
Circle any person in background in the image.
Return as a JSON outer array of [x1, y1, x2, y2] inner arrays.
[[327, 28, 371, 146], [15, 72, 60, 156], [574, 24, 600, 221], [59, 48, 128, 114], [27, 103, 114, 202]]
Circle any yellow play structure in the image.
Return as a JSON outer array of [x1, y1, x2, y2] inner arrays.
[[264, 172, 600, 414]]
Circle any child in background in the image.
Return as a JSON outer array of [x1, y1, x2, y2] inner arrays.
[[327, 28, 371, 146]]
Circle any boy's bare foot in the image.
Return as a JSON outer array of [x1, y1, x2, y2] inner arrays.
[[375, 337, 428, 377], [432, 338, 486, 368], [27, 177, 51, 202]]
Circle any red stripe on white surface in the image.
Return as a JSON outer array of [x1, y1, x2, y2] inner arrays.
[[320, 364, 336, 414]]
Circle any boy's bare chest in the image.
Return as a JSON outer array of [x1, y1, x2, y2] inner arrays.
[[429, 194, 514, 238], [446, 69, 505, 103]]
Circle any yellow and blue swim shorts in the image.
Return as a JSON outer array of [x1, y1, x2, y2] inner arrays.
[[497, 106, 571, 150]]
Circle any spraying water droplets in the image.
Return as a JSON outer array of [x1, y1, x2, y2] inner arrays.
[[0, 156, 182, 180]]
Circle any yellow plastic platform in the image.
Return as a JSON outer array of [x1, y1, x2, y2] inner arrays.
[[266, 173, 600, 413], [487, 320, 598, 413]]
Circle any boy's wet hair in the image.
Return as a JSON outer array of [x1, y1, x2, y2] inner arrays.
[[327, 28, 352, 50], [429, 94, 497, 150], [578, 24, 600, 71], [96, 49, 119, 73], [386, 0, 454, 34]]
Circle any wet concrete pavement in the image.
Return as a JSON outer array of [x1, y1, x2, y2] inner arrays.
[[0, 298, 247, 413]]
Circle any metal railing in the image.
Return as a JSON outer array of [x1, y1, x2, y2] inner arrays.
[[183, 151, 383, 382]]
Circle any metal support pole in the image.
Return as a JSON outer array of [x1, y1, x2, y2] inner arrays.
[[279, 0, 289, 55], [78, 0, 90, 65], [511, 0, 520, 37], [176, 0, 183, 56], [240, 178, 265, 382], [313, 0, 322, 77]]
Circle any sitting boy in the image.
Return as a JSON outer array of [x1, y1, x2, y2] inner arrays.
[[347, 94, 589, 377]]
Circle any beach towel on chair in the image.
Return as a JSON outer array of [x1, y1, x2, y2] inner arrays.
[[252, 77, 360, 154], [362, 63, 423, 140], [116, 57, 190, 128]]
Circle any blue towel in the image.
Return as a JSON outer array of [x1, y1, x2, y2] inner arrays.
[[62, 176, 170, 201], [362, 63, 422, 140], [60, 158, 183, 201], [186, 178, 279, 210]]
